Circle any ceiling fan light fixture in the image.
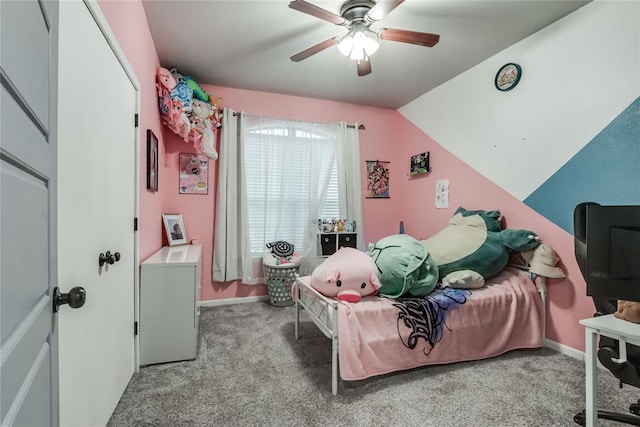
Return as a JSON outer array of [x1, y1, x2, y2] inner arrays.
[[289, 0, 441, 76], [350, 46, 365, 61], [339, 29, 378, 60], [362, 33, 379, 56], [338, 35, 354, 56]]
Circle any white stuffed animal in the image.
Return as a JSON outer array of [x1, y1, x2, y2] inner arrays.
[[190, 99, 218, 160]]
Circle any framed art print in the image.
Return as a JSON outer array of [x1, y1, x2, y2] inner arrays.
[[366, 160, 390, 199], [179, 153, 208, 195], [146, 130, 159, 191]]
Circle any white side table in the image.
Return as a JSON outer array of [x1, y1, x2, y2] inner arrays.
[[580, 314, 640, 426], [140, 244, 202, 365]]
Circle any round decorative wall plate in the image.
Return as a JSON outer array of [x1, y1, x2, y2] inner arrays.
[[494, 63, 522, 91]]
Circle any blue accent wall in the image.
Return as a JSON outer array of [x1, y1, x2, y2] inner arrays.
[[525, 97, 640, 233]]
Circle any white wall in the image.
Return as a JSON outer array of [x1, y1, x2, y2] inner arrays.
[[399, 0, 639, 201]]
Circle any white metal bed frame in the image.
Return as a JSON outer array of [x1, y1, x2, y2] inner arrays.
[[293, 279, 341, 394], [292, 266, 546, 396]]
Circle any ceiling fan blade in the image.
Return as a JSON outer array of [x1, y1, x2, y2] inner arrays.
[[365, 0, 404, 22], [289, 0, 348, 25], [377, 28, 440, 47], [357, 57, 372, 77], [290, 37, 340, 62]]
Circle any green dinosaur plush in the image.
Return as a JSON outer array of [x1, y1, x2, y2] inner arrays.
[[421, 207, 540, 289]]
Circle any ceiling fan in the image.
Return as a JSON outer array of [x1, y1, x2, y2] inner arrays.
[[289, 0, 440, 76]]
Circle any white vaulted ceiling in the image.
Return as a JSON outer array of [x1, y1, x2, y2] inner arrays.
[[142, 0, 590, 109]]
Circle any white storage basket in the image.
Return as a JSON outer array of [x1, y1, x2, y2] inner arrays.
[[263, 263, 299, 306]]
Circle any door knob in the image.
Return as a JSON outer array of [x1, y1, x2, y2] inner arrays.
[[53, 286, 86, 313], [99, 251, 121, 267], [99, 252, 108, 266]]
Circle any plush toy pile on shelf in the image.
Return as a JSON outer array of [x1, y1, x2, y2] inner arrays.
[[155, 67, 221, 160]]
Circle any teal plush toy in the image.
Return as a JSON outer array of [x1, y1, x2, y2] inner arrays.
[[184, 76, 209, 102], [421, 207, 541, 289], [367, 234, 439, 298]]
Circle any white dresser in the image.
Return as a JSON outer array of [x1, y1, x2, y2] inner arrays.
[[140, 244, 202, 365]]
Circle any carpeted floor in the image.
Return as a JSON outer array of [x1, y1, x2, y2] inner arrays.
[[108, 302, 639, 426]]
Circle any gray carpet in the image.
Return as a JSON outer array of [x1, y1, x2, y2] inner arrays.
[[108, 302, 639, 426]]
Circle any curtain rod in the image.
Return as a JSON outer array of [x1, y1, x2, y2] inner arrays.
[[231, 111, 365, 130]]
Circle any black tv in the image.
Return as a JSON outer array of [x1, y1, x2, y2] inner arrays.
[[585, 204, 640, 302]]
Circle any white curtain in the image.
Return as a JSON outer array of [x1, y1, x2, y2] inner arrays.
[[337, 122, 365, 251], [243, 115, 338, 276], [212, 108, 257, 283], [213, 112, 365, 282]]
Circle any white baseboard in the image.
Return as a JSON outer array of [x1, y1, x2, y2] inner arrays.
[[198, 295, 270, 307], [545, 338, 585, 361]]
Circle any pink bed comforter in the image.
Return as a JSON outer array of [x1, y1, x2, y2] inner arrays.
[[337, 267, 544, 380]]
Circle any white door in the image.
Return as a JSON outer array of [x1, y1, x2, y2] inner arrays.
[[57, 1, 137, 425], [1, 1, 59, 425]]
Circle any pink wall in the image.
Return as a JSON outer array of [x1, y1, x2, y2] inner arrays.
[[96, 0, 417, 301], [394, 120, 592, 351], [161, 85, 589, 350], [162, 85, 418, 300], [98, 0, 164, 262]]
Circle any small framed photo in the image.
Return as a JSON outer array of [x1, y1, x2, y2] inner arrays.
[[410, 151, 430, 176], [162, 213, 187, 246], [147, 130, 159, 192]]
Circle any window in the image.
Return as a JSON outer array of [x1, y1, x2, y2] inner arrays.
[[244, 121, 340, 256], [213, 111, 363, 284]]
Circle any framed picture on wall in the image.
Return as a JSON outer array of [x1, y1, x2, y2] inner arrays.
[[146, 130, 159, 192], [366, 160, 390, 199], [162, 213, 188, 246], [410, 152, 430, 176], [179, 153, 208, 194]]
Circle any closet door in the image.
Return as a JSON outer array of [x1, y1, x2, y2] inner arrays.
[[1, 1, 59, 425], [56, 1, 137, 425]]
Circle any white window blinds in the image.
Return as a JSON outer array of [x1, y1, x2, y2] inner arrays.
[[244, 119, 340, 255]]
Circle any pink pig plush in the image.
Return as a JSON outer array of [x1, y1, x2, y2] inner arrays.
[[311, 247, 381, 303]]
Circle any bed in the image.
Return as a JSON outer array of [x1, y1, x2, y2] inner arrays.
[[292, 266, 546, 395]]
